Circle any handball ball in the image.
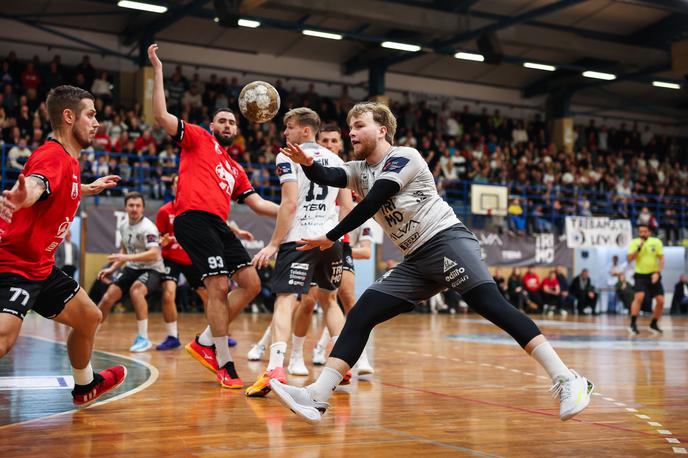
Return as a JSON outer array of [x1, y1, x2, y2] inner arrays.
[[238, 81, 280, 123]]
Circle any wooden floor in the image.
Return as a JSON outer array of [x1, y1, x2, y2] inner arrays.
[[1, 311, 687, 457]]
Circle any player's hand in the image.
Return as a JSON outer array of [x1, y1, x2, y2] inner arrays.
[[108, 253, 129, 263], [97, 268, 114, 281], [88, 175, 120, 195], [651, 272, 660, 284], [280, 142, 314, 166], [252, 244, 278, 269], [297, 235, 334, 252], [160, 233, 172, 247], [236, 229, 254, 241], [0, 174, 27, 222], [148, 44, 162, 70]]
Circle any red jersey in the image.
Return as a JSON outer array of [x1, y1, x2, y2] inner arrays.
[[174, 121, 254, 220], [155, 201, 192, 266], [523, 272, 541, 293], [0, 139, 81, 280], [541, 276, 560, 292]]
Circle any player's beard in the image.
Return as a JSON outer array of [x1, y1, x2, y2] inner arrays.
[[353, 138, 375, 160], [214, 131, 234, 147], [73, 125, 93, 149]]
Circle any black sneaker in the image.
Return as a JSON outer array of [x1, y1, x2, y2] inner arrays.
[[649, 322, 663, 335], [629, 324, 639, 336]]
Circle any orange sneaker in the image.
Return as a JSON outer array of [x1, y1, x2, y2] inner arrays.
[[185, 337, 218, 373], [245, 367, 287, 397], [217, 362, 244, 389]]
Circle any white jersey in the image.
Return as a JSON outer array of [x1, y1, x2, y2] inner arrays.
[[343, 146, 463, 255], [118, 216, 165, 272], [349, 218, 384, 247], [275, 141, 343, 243]]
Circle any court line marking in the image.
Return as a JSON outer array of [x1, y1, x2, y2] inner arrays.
[[0, 334, 159, 430], [673, 447, 687, 454]]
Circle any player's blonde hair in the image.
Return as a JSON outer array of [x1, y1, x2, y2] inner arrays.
[[283, 107, 320, 134], [347, 102, 397, 144]]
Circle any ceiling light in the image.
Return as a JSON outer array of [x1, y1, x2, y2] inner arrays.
[[454, 51, 484, 62], [652, 80, 681, 90], [117, 0, 167, 14], [582, 70, 616, 80], [238, 19, 261, 28], [523, 62, 556, 72], [381, 41, 421, 52], [302, 29, 343, 40]]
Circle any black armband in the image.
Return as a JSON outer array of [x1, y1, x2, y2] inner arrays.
[[326, 179, 400, 241]]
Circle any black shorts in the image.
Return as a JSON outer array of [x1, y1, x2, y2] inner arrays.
[[174, 210, 252, 281], [272, 242, 343, 294], [633, 273, 664, 297], [161, 259, 204, 289], [0, 267, 80, 320], [113, 267, 161, 294], [342, 243, 355, 273]]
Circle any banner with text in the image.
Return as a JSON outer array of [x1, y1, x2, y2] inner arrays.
[[565, 216, 632, 249]]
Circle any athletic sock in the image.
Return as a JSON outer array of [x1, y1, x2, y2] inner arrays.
[[198, 326, 213, 346], [292, 334, 305, 356], [530, 342, 572, 382], [631, 315, 638, 327], [258, 326, 271, 347], [72, 363, 94, 386], [165, 321, 178, 338], [650, 318, 658, 327], [137, 319, 148, 339], [307, 367, 343, 403], [267, 341, 287, 371], [213, 336, 232, 368], [317, 328, 330, 349]]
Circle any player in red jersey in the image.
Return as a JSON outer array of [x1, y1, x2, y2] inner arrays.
[[149, 44, 279, 388], [0, 85, 126, 406], [154, 175, 253, 351]]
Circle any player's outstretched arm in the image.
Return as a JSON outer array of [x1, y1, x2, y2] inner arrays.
[[243, 193, 280, 218], [148, 44, 178, 137], [280, 142, 347, 188], [0, 174, 46, 222], [82, 175, 121, 196], [325, 179, 400, 242]]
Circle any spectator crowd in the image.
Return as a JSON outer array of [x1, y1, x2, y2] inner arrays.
[[2, 50, 687, 242]]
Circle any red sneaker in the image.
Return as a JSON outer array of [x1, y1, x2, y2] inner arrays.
[[217, 361, 244, 389], [339, 370, 353, 385], [72, 365, 127, 407], [185, 337, 218, 373]]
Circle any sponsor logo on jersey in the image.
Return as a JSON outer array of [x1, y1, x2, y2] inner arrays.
[[146, 233, 158, 244], [362, 227, 371, 236], [443, 257, 457, 273], [275, 162, 293, 177], [382, 156, 409, 174]]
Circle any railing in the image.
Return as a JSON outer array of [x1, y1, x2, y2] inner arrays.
[[2, 144, 686, 236]]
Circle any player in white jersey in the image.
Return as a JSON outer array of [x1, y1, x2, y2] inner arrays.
[[269, 102, 594, 424], [292, 124, 379, 375], [97, 192, 164, 352], [246, 108, 353, 397]]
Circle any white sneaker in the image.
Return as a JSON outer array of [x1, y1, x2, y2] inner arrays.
[[269, 380, 329, 424], [247, 343, 266, 361], [550, 369, 594, 421], [288, 354, 309, 376], [355, 359, 375, 376], [312, 344, 327, 365], [560, 309, 568, 317], [129, 335, 152, 352]]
